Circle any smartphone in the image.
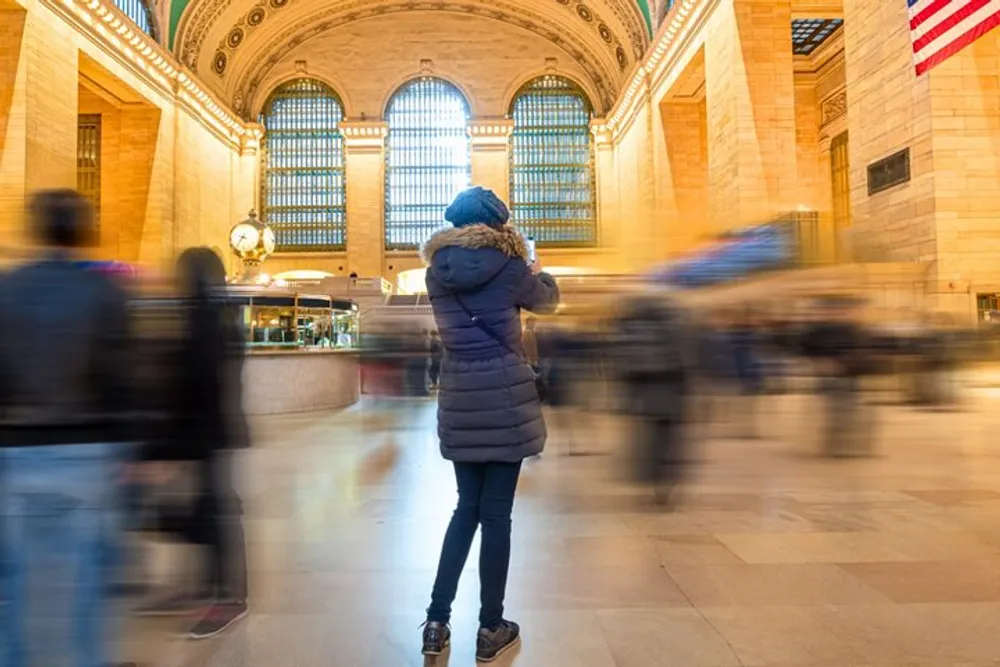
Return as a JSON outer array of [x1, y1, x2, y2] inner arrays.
[[526, 237, 537, 263]]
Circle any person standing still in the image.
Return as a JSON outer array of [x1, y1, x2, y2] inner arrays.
[[0, 190, 135, 667], [420, 187, 559, 662]]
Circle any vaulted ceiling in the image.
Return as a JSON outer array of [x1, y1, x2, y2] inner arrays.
[[166, 0, 653, 118]]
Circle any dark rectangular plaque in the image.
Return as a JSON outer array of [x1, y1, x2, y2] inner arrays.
[[867, 148, 911, 196]]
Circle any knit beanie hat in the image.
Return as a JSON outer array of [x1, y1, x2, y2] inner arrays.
[[444, 186, 510, 229]]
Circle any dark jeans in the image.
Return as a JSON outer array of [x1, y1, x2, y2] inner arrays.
[[429, 360, 441, 386], [426, 461, 522, 629], [197, 452, 248, 602]]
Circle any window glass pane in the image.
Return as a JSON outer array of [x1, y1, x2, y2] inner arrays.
[[113, 0, 155, 38], [384, 78, 471, 250], [77, 115, 101, 231], [261, 79, 346, 251], [790, 19, 842, 55], [509, 75, 596, 247]]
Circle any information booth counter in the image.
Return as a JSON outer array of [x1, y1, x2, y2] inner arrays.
[[228, 286, 362, 415]]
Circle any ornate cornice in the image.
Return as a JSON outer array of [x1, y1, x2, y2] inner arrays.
[[468, 119, 514, 149], [241, 122, 265, 156], [340, 120, 388, 154], [604, 0, 714, 142], [230, 1, 620, 118], [590, 118, 613, 148], [43, 0, 252, 151]]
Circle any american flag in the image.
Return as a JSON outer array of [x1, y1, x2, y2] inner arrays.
[[909, 0, 1000, 75]]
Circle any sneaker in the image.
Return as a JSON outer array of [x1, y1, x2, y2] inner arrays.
[[188, 601, 248, 640], [132, 592, 205, 617], [476, 619, 520, 662], [421, 621, 451, 656]]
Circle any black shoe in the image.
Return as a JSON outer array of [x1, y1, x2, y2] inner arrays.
[[188, 601, 248, 640], [476, 619, 520, 662], [422, 621, 451, 656]]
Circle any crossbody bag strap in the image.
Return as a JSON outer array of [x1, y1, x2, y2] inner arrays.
[[450, 291, 524, 362]]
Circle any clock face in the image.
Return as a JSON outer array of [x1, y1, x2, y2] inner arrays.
[[262, 227, 276, 255], [230, 224, 260, 254]]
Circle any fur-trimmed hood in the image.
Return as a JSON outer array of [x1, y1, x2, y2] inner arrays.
[[421, 224, 529, 264], [422, 224, 530, 294]]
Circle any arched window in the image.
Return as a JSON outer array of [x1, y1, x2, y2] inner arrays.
[[384, 77, 471, 250], [260, 78, 346, 251], [113, 0, 157, 39], [509, 75, 597, 246]]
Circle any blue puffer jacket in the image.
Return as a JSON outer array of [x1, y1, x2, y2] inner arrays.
[[422, 223, 560, 462]]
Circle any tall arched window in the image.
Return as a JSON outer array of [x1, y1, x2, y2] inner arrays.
[[509, 75, 597, 246], [384, 77, 471, 250], [113, 0, 156, 39], [260, 78, 346, 251]]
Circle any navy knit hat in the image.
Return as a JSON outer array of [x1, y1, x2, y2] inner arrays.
[[444, 186, 510, 229]]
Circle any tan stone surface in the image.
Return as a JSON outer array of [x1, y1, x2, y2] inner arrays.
[[115, 377, 1000, 667]]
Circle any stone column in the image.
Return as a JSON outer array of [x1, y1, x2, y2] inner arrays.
[[661, 97, 710, 255], [704, 0, 798, 229], [591, 120, 619, 267], [340, 120, 387, 278], [0, 3, 78, 252], [468, 119, 513, 201]]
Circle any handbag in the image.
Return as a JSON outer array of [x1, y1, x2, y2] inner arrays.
[[448, 290, 550, 403]]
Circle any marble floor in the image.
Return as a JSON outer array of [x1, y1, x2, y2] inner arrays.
[[128, 380, 1000, 667]]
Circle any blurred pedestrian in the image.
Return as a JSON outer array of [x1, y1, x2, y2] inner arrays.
[[616, 290, 690, 507], [420, 186, 559, 661], [428, 330, 443, 389], [804, 298, 872, 457], [146, 247, 251, 639], [0, 190, 135, 667]]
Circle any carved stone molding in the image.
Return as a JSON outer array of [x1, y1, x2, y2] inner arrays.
[[589, 118, 613, 147], [241, 122, 265, 155], [468, 119, 514, 149], [821, 88, 847, 127], [210, 0, 293, 77], [42, 0, 251, 150], [230, 1, 619, 119], [340, 120, 389, 154], [178, 0, 645, 77]]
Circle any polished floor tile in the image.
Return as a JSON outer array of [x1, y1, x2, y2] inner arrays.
[[124, 386, 1000, 667]]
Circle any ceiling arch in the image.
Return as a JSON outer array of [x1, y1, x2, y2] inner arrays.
[[170, 0, 651, 115], [169, 0, 652, 49], [224, 3, 626, 118]]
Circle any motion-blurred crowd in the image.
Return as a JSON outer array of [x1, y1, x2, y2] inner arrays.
[[2, 190, 993, 666], [361, 288, 988, 507], [1, 191, 250, 666]]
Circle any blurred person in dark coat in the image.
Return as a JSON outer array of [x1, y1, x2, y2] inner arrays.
[[0, 190, 135, 667], [137, 247, 250, 639], [803, 299, 872, 457], [428, 330, 443, 389], [420, 186, 559, 661], [728, 312, 764, 438], [617, 291, 690, 506]]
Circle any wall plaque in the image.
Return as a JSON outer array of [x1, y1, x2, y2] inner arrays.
[[867, 148, 910, 196]]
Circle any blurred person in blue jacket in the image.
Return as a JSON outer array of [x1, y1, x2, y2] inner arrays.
[[0, 190, 136, 667]]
